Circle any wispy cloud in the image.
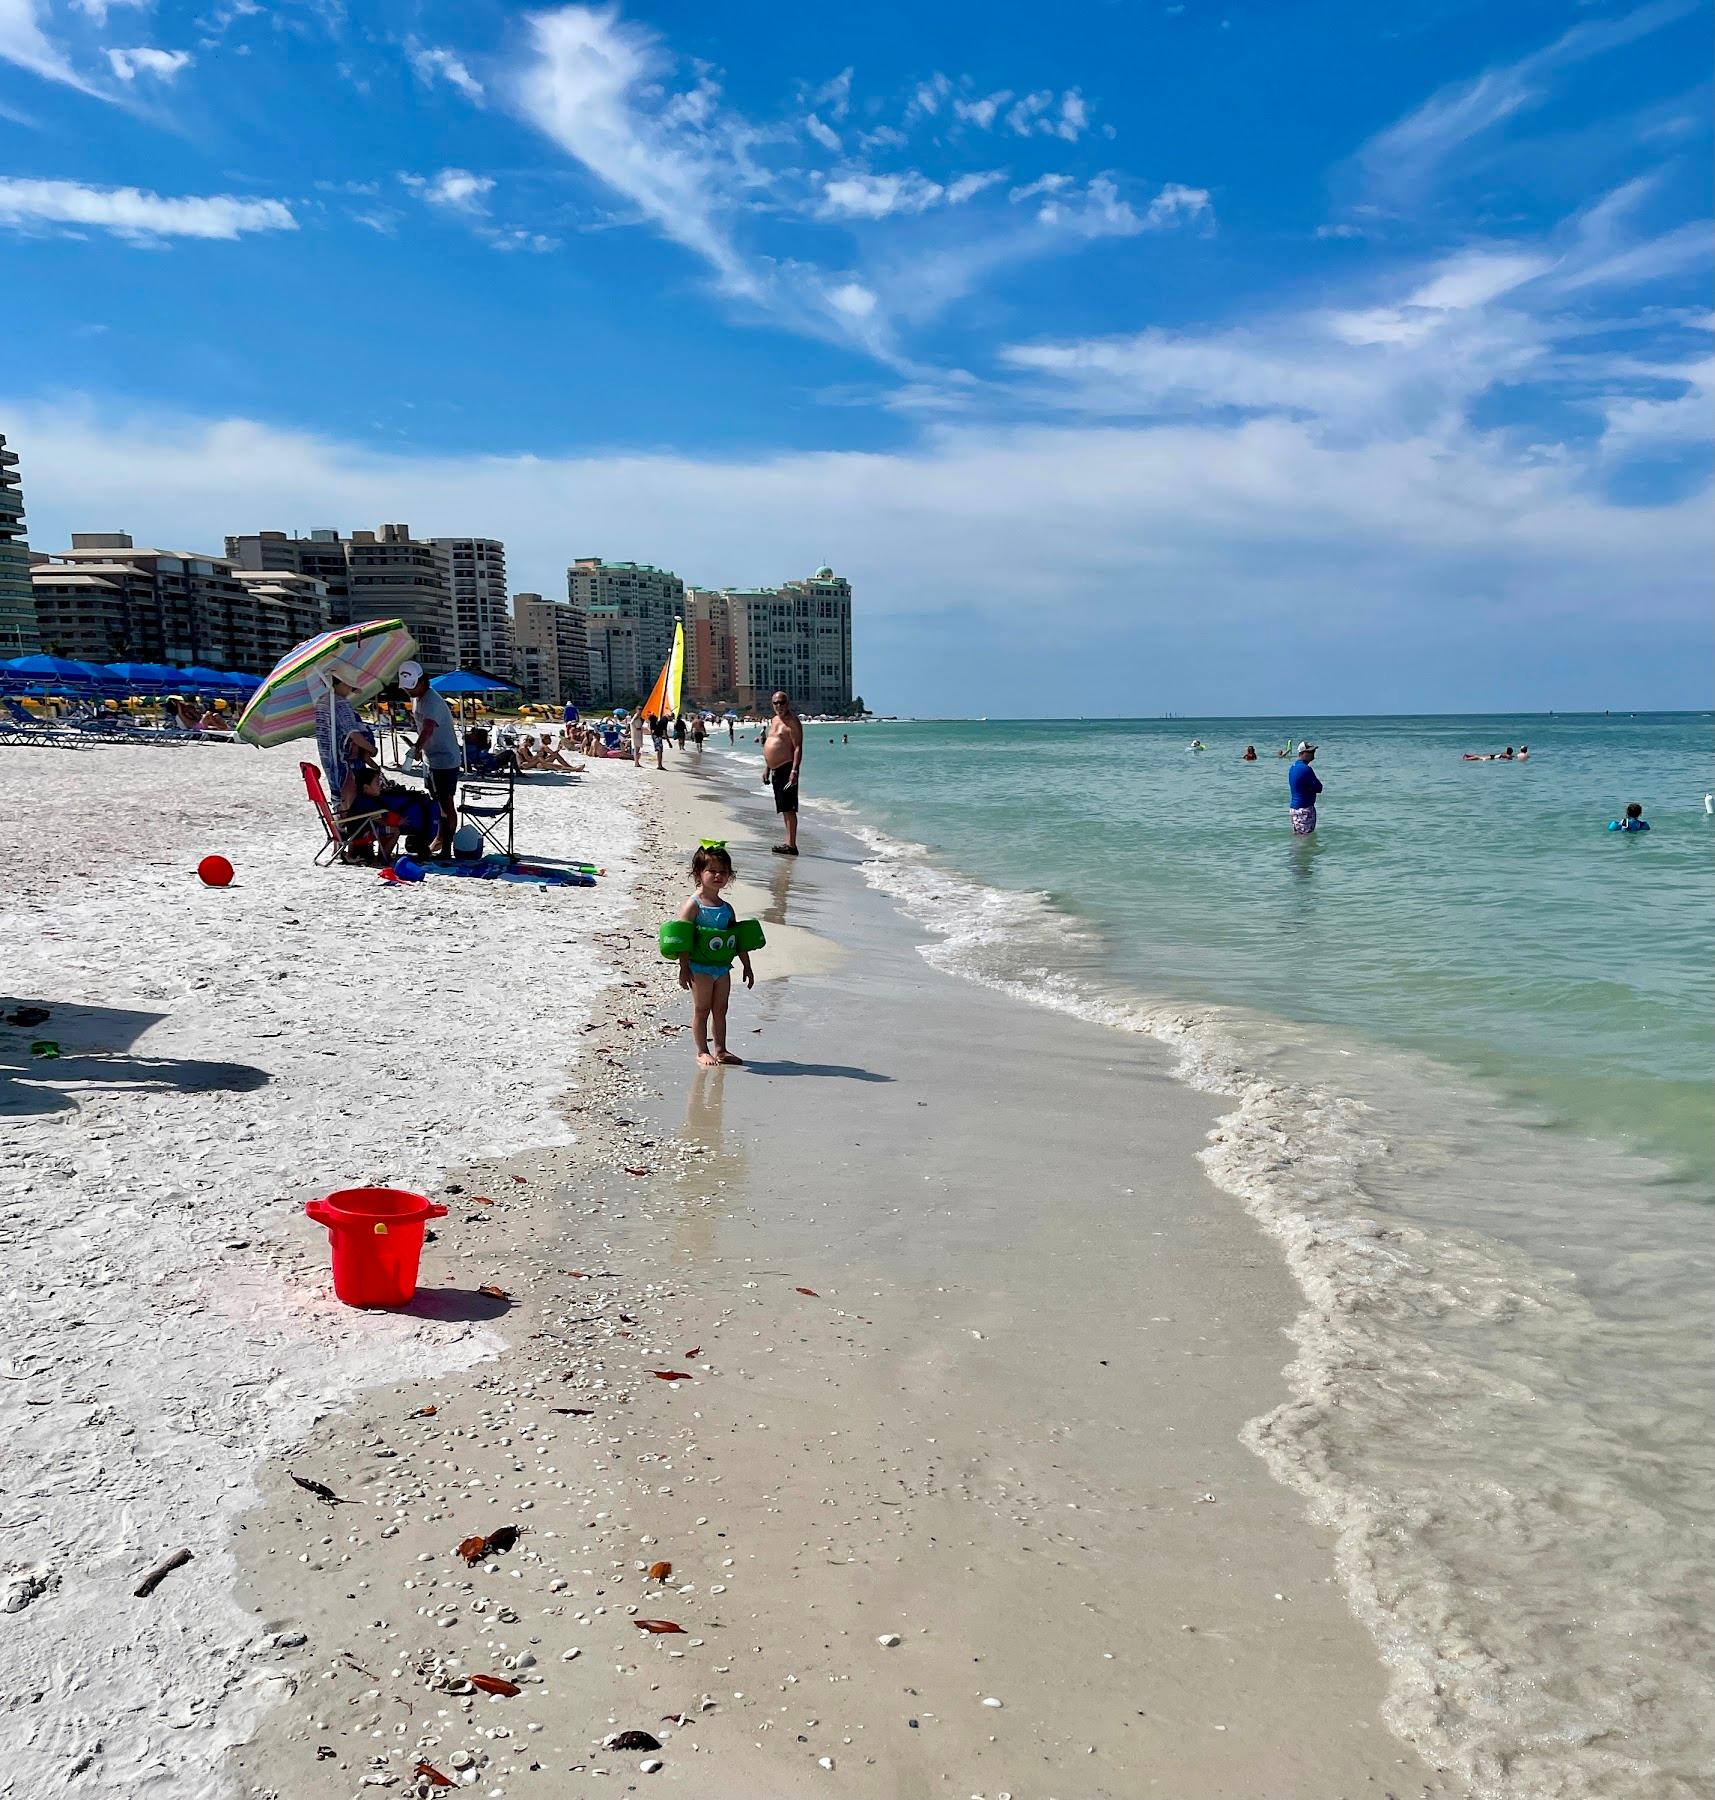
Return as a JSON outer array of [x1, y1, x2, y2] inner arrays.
[[1032, 177, 1211, 238], [1356, 0, 1698, 199], [512, 5, 762, 299], [0, 0, 109, 97], [106, 46, 192, 81], [0, 174, 295, 239], [406, 38, 484, 104]]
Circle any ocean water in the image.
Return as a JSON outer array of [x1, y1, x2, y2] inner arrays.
[[736, 714, 1715, 1800]]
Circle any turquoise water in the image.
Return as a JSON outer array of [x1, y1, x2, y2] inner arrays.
[[796, 714, 1715, 1191]]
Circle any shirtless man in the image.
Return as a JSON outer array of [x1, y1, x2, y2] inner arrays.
[[762, 690, 803, 855]]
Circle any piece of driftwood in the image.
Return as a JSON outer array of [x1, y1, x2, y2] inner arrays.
[[134, 1548, 193, 1598]]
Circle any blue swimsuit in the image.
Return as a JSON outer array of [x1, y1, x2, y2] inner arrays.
[[689, 899, 737, 978]]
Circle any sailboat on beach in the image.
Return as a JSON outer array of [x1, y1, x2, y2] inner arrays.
[[638, 621, 685, 722]]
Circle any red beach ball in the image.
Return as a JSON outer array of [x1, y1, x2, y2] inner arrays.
[[198, 854, 235, 887]]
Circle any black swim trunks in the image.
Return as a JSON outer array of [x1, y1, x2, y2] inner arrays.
[[769, 763, 799, 815]]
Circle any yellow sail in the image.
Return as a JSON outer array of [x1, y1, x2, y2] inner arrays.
[[638, 620, 685, 721]]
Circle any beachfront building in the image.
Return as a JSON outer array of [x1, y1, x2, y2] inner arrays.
[[30, 534, 329, 672], [432, 536, 512, 675], [0, 433, 39, 654], [723, 568, 855, 714], [572, 558, 682, 704], [225, 524, 458, 671], [225, 529, 353, 622], [684, 588, 734, 704], [587, 614, 643, 707], [511, 590, 587, 705], [229, 570, 335, 666]]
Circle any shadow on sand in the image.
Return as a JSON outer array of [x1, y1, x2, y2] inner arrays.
[[2, 999, 271, 1121], [744, 1059, 893, 1083]]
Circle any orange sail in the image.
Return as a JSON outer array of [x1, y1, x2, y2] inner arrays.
[[638, 621, 685, 720]]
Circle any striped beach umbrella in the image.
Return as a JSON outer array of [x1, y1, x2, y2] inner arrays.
[[234, 619, 416, 748]]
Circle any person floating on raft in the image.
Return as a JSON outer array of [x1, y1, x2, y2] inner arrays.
[[660, 841, 763, 1066]]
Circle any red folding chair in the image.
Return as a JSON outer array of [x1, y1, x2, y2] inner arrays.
[[300, 761, 382, 867]]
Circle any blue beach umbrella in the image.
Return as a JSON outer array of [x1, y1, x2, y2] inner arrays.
[[431, 669, 518, 696], [105, 661, 182, 693], [1, 653, 119, 692]]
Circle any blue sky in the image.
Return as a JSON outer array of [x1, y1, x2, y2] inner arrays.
[[2, 0, 1710, 714]]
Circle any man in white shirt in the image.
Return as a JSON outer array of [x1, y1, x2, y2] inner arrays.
[[399, 661, 461, 859]]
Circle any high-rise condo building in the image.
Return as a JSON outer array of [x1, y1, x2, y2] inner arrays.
[[31, 534, 329, 671], [225, 524, 460, 670], [684, 588, 734, 702], [572, 557, 682, 703], [433, 537, 512, 674], [512, 591, 587, 705], [0, 433, 39, 654], [722, 567, 854, 714]]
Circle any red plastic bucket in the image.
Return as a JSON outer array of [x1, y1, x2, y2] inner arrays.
[[305, 1187, 448, 1308]]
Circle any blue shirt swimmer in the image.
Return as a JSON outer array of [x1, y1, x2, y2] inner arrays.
[[1609, 802, 1651, 832]]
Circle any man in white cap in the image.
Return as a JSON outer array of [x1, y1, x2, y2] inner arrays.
[[1288, 740, 1322, 836], [398, 661, 460, 859]]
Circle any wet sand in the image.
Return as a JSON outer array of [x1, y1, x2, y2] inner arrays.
[[231, 753, 1459, 1799]]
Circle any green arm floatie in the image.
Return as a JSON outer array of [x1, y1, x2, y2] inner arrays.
[[659, 919, 694, 959], [660, 917, 765, 968]]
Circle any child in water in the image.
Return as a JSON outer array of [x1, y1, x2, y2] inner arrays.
[[675, 843, 755, 1065], [1610, 802, 1651, 833]]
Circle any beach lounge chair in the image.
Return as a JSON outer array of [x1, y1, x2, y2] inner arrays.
[[301, 761, 384, 867], [459, 760, 516, 860], [1, 696, 96, 749]]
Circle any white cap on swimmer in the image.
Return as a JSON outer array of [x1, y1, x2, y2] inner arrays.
[[1296, 740, 1317, 755]]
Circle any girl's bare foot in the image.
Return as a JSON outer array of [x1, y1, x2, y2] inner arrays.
[[697, 1050, 720, 1067], [716, 1049, 745, 1065]]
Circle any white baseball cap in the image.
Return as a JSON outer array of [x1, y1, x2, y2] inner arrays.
[[396, 660, 424, 689], [1296, 740, 1317, 754]]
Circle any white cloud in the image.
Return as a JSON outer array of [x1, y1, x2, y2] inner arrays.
[[406, 39, 485, 104], [1004, 90, 1052, 135], [818, 167, 1004, 222], [400, 168, 495, 212], [0, 174, 295, 239], [803, 111, 840, 152], [1056, 90, 1089, 141], [812, 66, 851, 121], [954, 89, 1011, 130], [906, 72, 951, 119], [820, 170, 946, 220], [1035, 176, 1211, 238], [106, 45, 191, 82], [0, 0, 107, 96], [68, 0, 152, 21], [945, 169, 1004, 205], [1357, 0, 1697, 198], [512, 5, 761, 299], [827, 280, 877, 319], [8, 394, 1707, 713]]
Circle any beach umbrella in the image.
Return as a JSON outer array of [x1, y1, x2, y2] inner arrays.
[[432, 669, 517, 696], [178, 664, 239, 690], [2, 652, 118, 691], [235, 618, 416, 748], [104, 661, 182, 693], [221, 670, 263, 693]]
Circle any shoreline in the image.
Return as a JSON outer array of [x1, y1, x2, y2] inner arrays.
[[228, 751, 1457, 1799]]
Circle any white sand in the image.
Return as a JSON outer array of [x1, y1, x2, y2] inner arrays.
[[0, 744, 643, 1799]]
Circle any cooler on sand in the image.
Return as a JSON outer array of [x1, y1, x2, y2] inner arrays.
[[305, 1187, 447, 1308]]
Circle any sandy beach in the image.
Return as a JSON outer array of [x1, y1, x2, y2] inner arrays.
[[32, 743, 1456, 1800], [0, 744, 638, 1797]]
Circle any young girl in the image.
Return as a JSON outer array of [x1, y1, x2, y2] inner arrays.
[[676, 844, 755, 1065]]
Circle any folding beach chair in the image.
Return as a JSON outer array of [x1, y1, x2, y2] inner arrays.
[[459, 760, 516, 860], [1, 696, 95, 750], [300, 761, 384, 867]]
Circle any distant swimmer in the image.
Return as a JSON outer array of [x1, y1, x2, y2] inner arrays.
[[1189, 739, 1206, 752], [1242, 745, 1258, 761], [1609, 802, 1651, 833], [1518, 745, 1529, 760], [1288, 741, 1322, 835]]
